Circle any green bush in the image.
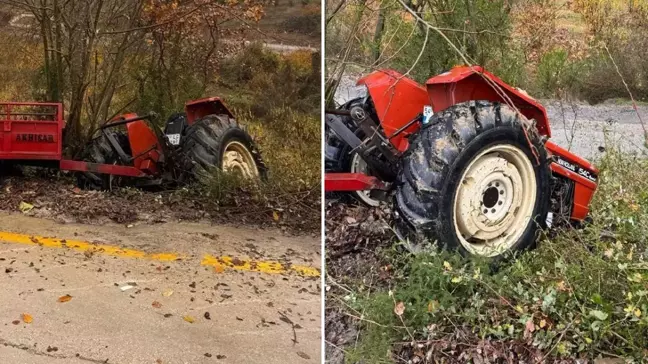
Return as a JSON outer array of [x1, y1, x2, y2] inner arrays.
[[344, 148, 648, 361]]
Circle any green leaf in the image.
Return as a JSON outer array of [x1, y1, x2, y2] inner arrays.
[[590, 293, 603, 305], [589, 310, 608, 321]]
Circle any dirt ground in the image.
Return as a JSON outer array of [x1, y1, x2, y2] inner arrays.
[[0, 211, 321, 363]]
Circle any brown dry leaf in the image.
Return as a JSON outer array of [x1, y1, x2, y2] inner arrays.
[[152, 301, 162, 309], [162, 289, 173, 297], [296, 351, 310, 359], [213, 265, 225, 273], [183, 315, 195, 323], [272, 211, 280, 221], [21, 313, 33, 323], [524, 319, 535, 339], [394, 301, 405, 316], [57, 294, 72, 303]]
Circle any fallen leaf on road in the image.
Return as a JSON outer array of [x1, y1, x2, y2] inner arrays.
[[21, 313, 32, 323], [11, 320, 19, 325], [297, 351, 310, 359], [162, 289, 173, 297], [183, 315, 195, 323], [58, 294, 72, 303], [19, 201, 34, 213], [204, 353, 212, 358], [394, 301, 405, 316], [152, 301, 162, 309], [216, 355, 226, 359], [204, 312, 211, 320], [120, 285, 135, 291], [213, 265, 225, 273]]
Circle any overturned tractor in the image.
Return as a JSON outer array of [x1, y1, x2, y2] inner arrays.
[[325, 66, 598, 258], [0, 98, 266, 190]]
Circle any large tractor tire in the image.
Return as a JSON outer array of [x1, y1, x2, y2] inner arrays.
[[180, 114, 267, 180], [76, 131, 132, 190], [394, 101, 551, 258]]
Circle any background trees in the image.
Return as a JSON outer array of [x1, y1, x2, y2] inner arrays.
[[326, 0, 648, 105]]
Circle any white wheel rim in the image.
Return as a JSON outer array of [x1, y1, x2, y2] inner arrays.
[[222, 141, 259, 179], [453, 144, 537, 257], [350, 152, 380, 207]]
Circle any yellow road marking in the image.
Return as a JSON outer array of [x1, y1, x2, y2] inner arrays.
[[0, 231, 320, 277], [201, 254, 320, 277]]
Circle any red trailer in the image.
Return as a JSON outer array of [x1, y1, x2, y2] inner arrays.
[[0, 98, 265, 189]]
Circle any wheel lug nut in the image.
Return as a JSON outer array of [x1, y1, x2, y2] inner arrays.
[[499, 190, 504, 195], [491, 209, 496, 213], [483, 209, 488, 214], [495, 182, 500, 187], [498, 201, 503, 205]]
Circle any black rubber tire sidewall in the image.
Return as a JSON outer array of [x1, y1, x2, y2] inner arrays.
[[182, 114, 267, 181], [394, 101, 551, 259]]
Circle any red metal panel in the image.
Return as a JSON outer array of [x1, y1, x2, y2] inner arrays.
[[357, 70, 429, 152], [0, 103, 64, 160], [426, 66, 551, 137], [60, 160, 146, 177], [185, 97, 234, 124], [325, 173, 388, 192], [125, 120, 161, 174], [545, 141, 598, 221]]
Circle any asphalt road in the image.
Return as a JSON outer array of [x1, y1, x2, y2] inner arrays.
[[0, 212, 321, 364]]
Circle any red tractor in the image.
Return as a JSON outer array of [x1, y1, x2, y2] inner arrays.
[[325, 66, 598, 258], [0, 98, 266, 190]]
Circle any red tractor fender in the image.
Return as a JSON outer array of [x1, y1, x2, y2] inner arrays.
[[357, 70, 429, 152], [185, 97, 234, 125], [426, 66, 551, 137]]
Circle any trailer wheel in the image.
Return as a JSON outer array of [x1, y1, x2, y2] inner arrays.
[[394, 101, 551, 258], [76, 131, 132, 190], [181, 114, 267, 180]]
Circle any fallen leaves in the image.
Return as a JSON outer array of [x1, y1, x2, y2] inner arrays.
[[152, 301, 162, 309], [57, 294, 72, 303], [183, 315, 195, 323], [19, 201, 34, 213], [296, 351, 310, 359], [394, 301, 405, 316], [162, 289, 174, 297], [427, 300, 439, 313], [21, 313, 33, 323], [213, 265, 225, 273]]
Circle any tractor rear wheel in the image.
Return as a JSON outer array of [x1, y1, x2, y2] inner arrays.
[[180, 114, 267, 180], [76, 131, 131, 190], [394, 101, 551, 258]]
